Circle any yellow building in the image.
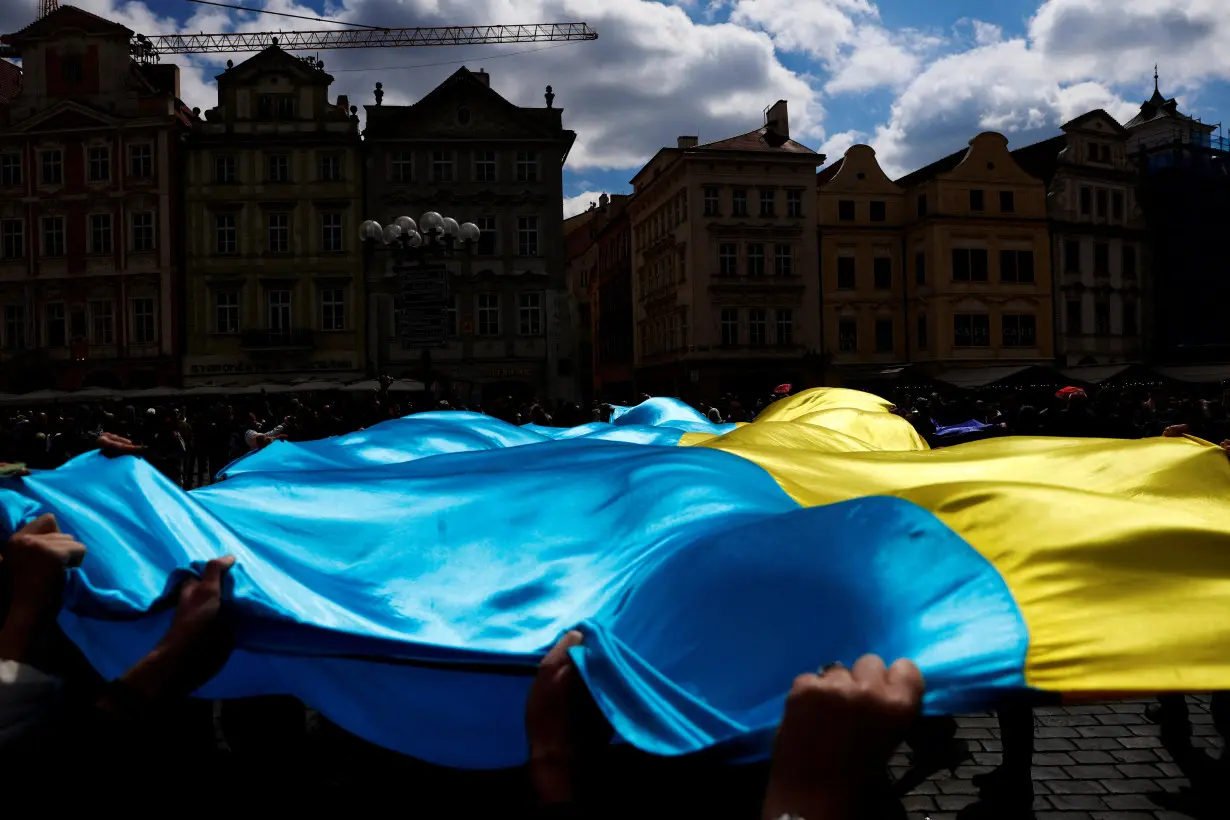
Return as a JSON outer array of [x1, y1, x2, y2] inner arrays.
[[816, 145, 908, 367], [628, 101, 825, 397], [896, 132, 1054, 369], [182, 46, 364, 385]]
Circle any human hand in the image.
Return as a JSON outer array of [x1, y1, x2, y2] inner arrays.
[[761, 655, 925, 820], [124, 556, 237, 701], [95, 432, 145, 457], [525, 630, 612, 806], [0, 515, 85, 662]]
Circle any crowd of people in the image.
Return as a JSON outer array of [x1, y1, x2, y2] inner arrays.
[[0, 379, 1228, 814]]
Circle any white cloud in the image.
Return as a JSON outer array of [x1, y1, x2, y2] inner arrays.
[[823, 25, 935, 95], [968, 19, 1003, 46], [817, 129, 867, 163], [563, 190, 608, 219], [730, 0, 878, 63]]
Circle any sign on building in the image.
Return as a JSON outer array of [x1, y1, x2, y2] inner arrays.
[[396, 264, 449, 349]]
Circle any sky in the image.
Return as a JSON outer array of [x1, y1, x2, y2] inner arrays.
[[4, 0, 1230, 218]]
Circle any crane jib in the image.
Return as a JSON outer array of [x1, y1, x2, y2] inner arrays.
[[130, 23, 598, 56]]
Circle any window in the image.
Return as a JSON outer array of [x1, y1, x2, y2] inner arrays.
[[477, 293, 501, 336], [916, 315, 927, 349], [1095, 188, 1108, 219], [838, 200, 855, 220], [61, 54, 83, 85], [869, 201, 886, 222], [44, 303, 65, 347], [69, 308, 85, 341], [516, 151, 539, 182], [759, 190, 775, 217], [836, 256, 856, 290], [748, 308, 767, 346], [267, 290, 292, 334], [873, 257, 892, 290], [875, 319, 893, 352], [87, 146, 110, 182], [952, 248, 988, 282], [1094, 301, 1111, 335], [431, 150, 454, 182], [477, 215, 497, 255], [391, 151, 412, 183], [319, 154, 342, 182], [131, 298, 156, 344], [719, 243, 738, 277], [215, 213, 238, 254], [1111, 191, 1124, 221], [1123, 300, 1138, 335], [475, 150, 496, 183], [214, 155, 237, 183], [786, 190, 803, 218], [917, 194, 927, 217], [88, 213, 112, 254], [1094, 242, 1110, 276], [88, 300, 115, 345], [446, 296, 459, 337], [1000, 250, 1035, 283], [40, 150, 62, 186], [774, 244, 793, 277], [969, 189, 985, 212], [518, 293, 543, 335], [4, 305, 25, 350], [999, 190, 1015, 213], [0, 219, 22, 259], [915, 252, 926, 285], [953, 313, 990, 347], [838, 319, 857, 352], [0, 153, 21, 186], [128, 144, 153, 179], [1086, 143, 1099, 162], [321, 288, 345, 331], [268, 213, 290, 254], [214, 292, 239, 334], [720, 308, 739, 346], [1079, 187, 1091, 215], [1066, 300, 1082, 334], [41, 216, 65, 257], [1064, 240, 1080, 272], [517, 216, 539, 256], [731, 189, 748, 217], [1002, 314, 1036, 347], [131, 211, 155, 252], [321, 212, 343, 252], [256, 94, 295, 120], [267, 154, 290, 183], [703, 187, 720, 216], [776, 309, 794, 344], [1123, 245, 1138, 279], [747, 243, 765, 276]]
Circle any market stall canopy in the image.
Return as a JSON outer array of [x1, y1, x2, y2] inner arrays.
[[933, 365, 1063, 391], [1154, 364, 1230, 384]]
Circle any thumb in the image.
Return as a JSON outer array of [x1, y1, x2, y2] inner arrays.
[[200, 554, 236, 589], [20, 513, 60, 535]]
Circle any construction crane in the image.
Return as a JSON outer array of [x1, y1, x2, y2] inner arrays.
[[4, 1, 597, 62]]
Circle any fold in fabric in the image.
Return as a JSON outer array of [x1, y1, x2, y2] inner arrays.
[[1, 388, 1229, 770]]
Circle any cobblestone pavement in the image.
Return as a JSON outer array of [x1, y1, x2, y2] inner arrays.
[[892, 698, 1225, 820]]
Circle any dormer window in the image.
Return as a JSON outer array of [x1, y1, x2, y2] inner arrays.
[[257, 94, 295, 120]]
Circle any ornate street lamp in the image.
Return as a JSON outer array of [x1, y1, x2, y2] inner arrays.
[[359, 213, 481, 390]]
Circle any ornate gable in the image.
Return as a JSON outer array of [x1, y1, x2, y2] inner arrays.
[[8, 5, 131, 43], [217, 46, 333, 88], [398, 68, 557, 139], [943, 132, 1038, 186], [11, 100, 117, 133], [822, 145, 901, 195]]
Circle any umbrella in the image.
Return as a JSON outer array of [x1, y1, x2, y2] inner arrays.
[[774, 383, 792, 395]]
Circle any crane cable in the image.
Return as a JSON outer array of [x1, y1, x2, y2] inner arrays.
[[183, 0, 388, 30]]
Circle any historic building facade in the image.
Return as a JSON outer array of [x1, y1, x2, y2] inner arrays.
[[362, 67, 576, 404], [591, 197, 634, 401], [1012, 111, 1146, 366], [629, 101, 824, 397], [816, 145, 908, 372], [182, 46, 364, 386], [894, 132, 1055, 369], [0, 6, 192, 390]]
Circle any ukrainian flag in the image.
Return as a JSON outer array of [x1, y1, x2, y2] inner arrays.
[[1, 388, 1228, 769]]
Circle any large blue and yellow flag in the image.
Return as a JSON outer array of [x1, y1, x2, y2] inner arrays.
[[2, 387, 1229, 769]]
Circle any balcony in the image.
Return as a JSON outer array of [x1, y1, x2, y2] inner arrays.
[[241, 328, 315, 350]]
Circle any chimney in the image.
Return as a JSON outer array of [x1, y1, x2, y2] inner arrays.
[[142, 63, 180, 98], [473, 68, 490, 87], [599, 192, 610, 209], [677, 136, 698, 149], [765, 100, 789, 138]]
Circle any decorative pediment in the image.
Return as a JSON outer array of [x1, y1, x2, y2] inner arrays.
[[217, 46, 333, 88], [12, 101, 119, 133], [944, 133, 1039, 186], [822, 145, 902, 195]]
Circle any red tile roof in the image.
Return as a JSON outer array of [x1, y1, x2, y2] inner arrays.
[[695, 126, 816, 154], [0, 60, 21, 104]]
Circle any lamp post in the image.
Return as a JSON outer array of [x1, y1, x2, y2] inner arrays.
[[359, 213, 481, 393]]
